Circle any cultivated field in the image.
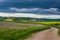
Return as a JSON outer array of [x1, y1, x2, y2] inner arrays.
[[0, 22, 60, 40]]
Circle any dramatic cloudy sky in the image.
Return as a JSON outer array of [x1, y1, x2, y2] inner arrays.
[[0, 0, 60, 15]]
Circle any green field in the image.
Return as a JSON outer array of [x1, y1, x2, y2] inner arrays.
[[0, 21, 60, 40], [0, 26, 50, 40]]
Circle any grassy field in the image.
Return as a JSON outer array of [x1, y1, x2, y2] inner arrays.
[[0, 21, 60, 40], [0, 26, 50, 40]]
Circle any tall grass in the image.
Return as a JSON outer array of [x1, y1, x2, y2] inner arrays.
[[0, 26, 50, 40]]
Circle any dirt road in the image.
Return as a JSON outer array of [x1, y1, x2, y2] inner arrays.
[[26, 28, 60, 40]]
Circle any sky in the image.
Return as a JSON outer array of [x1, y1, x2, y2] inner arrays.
[[0, 0, 59, 13], [0, 0, 60, 18]]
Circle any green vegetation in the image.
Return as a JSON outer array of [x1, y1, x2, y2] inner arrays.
[[0, 21, 60, 40], [0, 17, 60, 40], [0, 26, 51, 40], [55, 25, 60, 36]]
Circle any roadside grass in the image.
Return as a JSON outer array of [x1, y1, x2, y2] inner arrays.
[[0, 26, 51, 40], [54, 25, 60, 36]]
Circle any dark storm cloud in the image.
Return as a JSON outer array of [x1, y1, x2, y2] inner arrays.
[[0, 0, 56, 8], [0, 0, 60, 15]]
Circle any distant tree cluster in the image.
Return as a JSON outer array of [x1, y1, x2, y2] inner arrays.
[[0, 17, 60, 22]]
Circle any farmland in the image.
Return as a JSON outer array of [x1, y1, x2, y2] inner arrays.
[[0, 17, 60, 40], [0, 21, 59, 40]]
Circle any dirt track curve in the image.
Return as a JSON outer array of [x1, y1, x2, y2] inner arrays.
[[26, 28, 60, 40]]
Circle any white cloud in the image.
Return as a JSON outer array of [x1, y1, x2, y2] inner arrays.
[[9, 7, 60, 14], [0, 12, 60, 19], [43, 8, 58, 13], [10, 7, 40, 12]]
